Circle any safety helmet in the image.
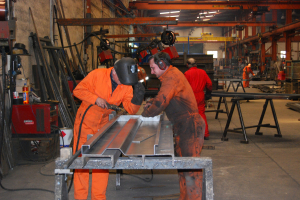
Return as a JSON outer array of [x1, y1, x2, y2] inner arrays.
[[114, 57, 138, 85]]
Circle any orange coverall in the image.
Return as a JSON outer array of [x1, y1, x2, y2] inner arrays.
[[73, 67, 140, 200], [142, 66, 206, 200], [243, 66, 255, 88], [184, 67, 212, 138]]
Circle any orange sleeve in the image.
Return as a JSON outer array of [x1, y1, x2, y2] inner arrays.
[[249, 68, 255, 75], [73, 70, 99, 105], [121, 87, 141, 115], [142, 79, 176, 117]]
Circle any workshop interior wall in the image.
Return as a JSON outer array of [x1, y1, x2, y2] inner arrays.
[[86, 0, 131, 71], [15, 0, 84, 88]]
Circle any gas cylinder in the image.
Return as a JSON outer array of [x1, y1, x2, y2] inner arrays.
[[22, 83, 29, 104]]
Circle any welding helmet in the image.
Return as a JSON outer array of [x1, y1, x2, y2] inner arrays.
[[114, 57, 138, 85]]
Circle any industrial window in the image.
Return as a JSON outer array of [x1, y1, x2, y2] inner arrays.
[[280, 51, 286, 58], [207, 51, 218, 58]]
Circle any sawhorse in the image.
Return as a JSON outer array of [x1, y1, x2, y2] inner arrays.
[[221, 98, 282, 143]]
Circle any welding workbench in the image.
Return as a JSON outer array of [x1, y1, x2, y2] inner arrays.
[[211, 91, 300, 143], [54, 113, 214, 200]]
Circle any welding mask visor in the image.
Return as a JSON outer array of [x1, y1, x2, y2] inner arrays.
[[114, 57, 138, 85]]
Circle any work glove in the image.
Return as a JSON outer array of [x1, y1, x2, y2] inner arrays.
[[131, 82, 145, 105], [205, 90, 212, 100]]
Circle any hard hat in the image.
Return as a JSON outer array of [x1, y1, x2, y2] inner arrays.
[[114, 57, 138, 85]]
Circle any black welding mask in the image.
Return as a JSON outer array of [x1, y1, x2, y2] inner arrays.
[[114, 57, 138, 85]]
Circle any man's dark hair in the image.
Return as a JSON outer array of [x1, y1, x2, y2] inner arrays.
[[153, 52, 171, 67]]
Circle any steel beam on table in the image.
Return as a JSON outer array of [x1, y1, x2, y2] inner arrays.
[[212, 91, 300, 100], [55, 156, 214, 200]]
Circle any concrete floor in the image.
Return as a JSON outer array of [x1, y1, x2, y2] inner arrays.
[[1, 86, 300, 200]]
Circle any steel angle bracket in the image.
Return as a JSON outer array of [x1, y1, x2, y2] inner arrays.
[[81, 114, 120, 154], [82, 149, 122, 168]]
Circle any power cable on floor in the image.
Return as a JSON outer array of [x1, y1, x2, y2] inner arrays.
[[120, 170, 154, 183], [0, 181, 54, 194], [39, 160, 55, 177]]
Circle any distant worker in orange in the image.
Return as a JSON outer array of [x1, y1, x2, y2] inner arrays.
[[73, 57, 145, 200], [243, 63, 255, 88], [184, 58, 212, 140]]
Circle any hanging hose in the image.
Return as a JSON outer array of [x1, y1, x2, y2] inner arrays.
[[68, 104, 94, 193]]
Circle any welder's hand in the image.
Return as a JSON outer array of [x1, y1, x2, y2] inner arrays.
[[143, 102, 152, 109], [131, 82, 145, 105], [95, 97, 108, 109]]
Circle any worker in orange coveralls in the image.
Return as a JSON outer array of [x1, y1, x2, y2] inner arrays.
[[243, 63, 255, 88], [184, 58, 212, 140], [142, 52, 206, 200], [73, 57, 145, 200]]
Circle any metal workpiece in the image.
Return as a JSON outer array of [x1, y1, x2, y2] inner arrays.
[[55, 114, 214, 200], [212, 91, 300, 100], [79, 114, 174, 167]]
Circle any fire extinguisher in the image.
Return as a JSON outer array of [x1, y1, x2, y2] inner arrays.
[[22, 83, 29, 104]]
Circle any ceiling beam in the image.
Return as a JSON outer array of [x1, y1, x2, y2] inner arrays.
[[150, 21, 277, 27], [129, 1, 300, 10], [228, 21, 300, 47], [105, 32, 179, 38], [57, 17, 177, 26]]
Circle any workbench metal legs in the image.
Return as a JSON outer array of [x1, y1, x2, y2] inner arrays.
[[236, 101, 248, 143], [55, 157, 214, 200], [116, 170, 121, 190], [270, 100, 282, 137], [215, 97, 229, 119], [221, 101, 236, 142], [221, 100, 249, 143], [222, 99, 282, 143], [255, 100, 269, 135], [55, 174, 69, 200]]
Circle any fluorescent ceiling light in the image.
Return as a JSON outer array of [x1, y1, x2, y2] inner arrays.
[[199, 12, 207, 15], [160, 12, 170, 14], [206, 15, 214, 18], [176, 19, 178, 21], [170, 15, 179, 17], [170, 11, 180, 13], [197, 16, 199, 18], [200, 16, 205, 18], [208, 11, 217, 14], [203, 19, 210, 21]]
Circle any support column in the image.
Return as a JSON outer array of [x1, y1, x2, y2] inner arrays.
[[286, 10, 292, 25], [252, 15, 256, 36], [271, 36, 277, 61], [261, 41, 266, 64], [284, 32, 292, 62], [261, 13, 266, 33]]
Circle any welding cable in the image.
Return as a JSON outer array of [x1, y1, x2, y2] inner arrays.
[[39, 160, 55, 177], [68, 104, 94, 193], [0, 180, 54, 194], [122, 170, 154, 183]]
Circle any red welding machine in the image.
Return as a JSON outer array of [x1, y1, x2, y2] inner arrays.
[[12, 104, 58, 134]]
